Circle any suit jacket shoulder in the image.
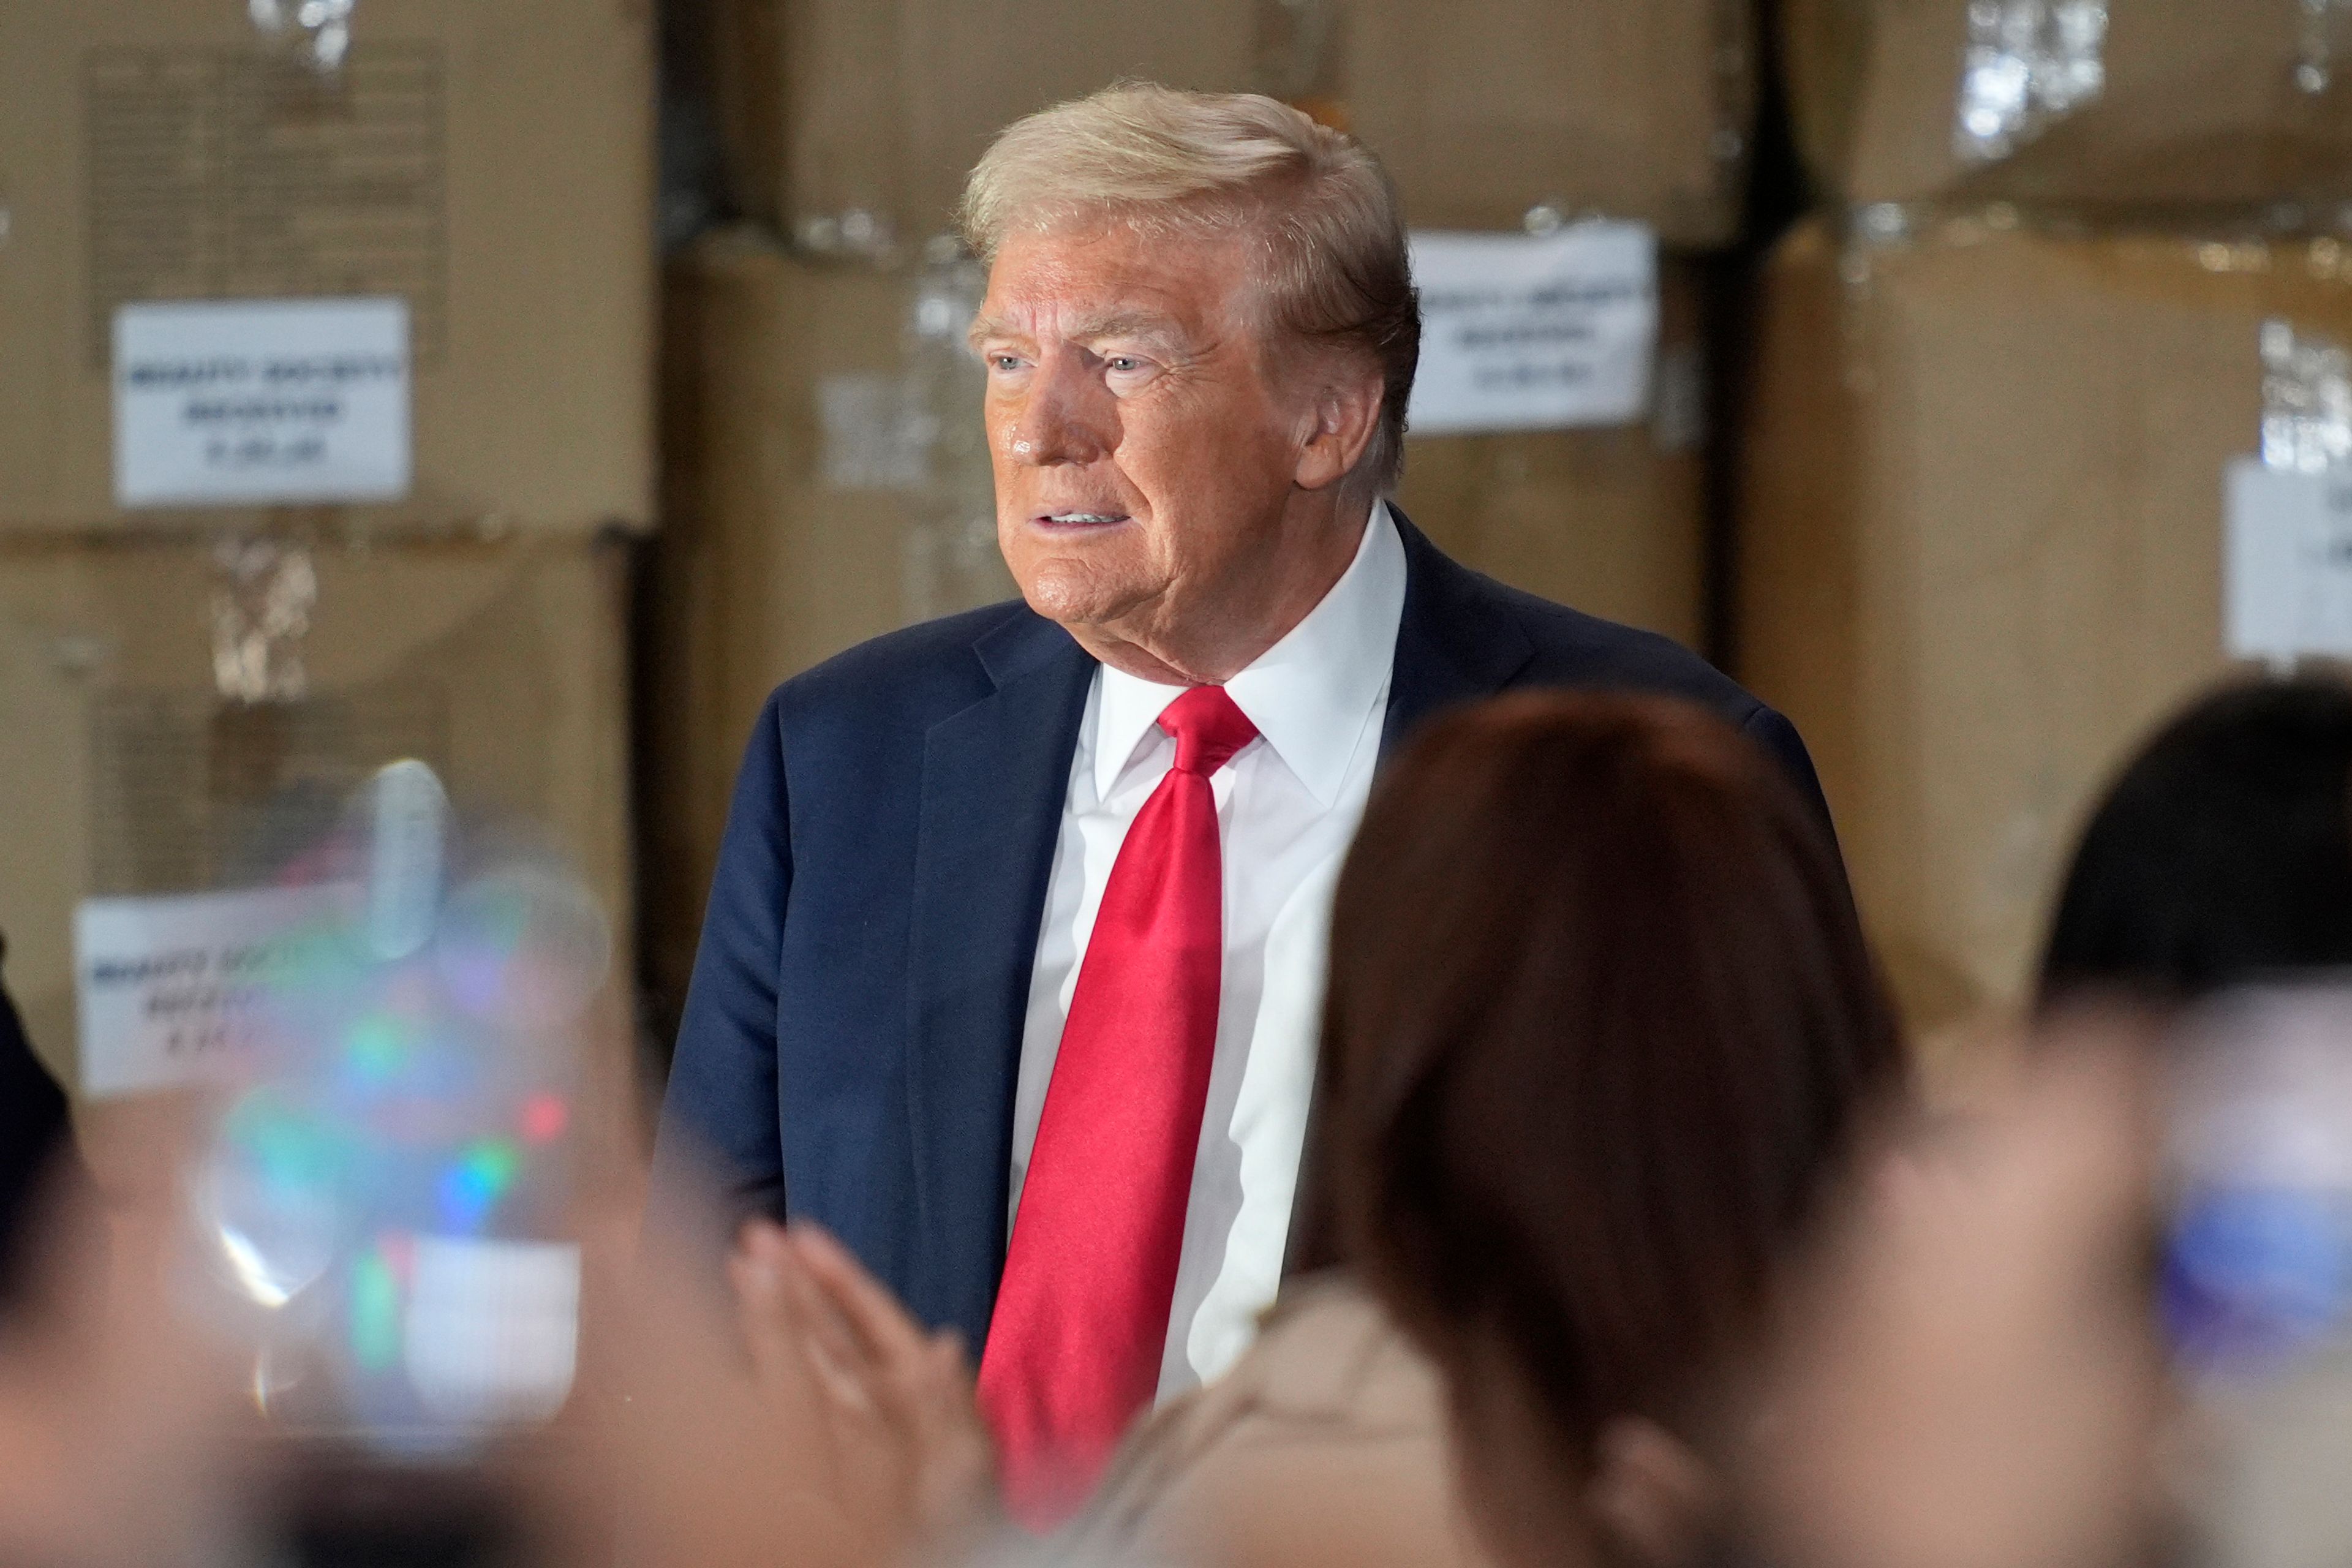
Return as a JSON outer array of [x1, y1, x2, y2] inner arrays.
[[1497, 576, 1763, 710], [1386, 516, 1829, 824], [764, 598, 1035, 740]]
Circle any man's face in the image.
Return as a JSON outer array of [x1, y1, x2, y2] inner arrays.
[[972, 221, 1320, 674]]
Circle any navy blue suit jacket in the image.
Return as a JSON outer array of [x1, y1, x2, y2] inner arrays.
[[652, 516, 1834, 1354]]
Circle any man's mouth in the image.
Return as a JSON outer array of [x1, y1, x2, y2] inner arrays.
[[1034, 511, 1133, 530]]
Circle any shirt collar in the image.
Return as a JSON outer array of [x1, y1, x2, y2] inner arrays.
[[1093, 501, 1409, 807]]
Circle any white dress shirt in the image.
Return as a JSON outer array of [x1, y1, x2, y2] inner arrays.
[[1009, 502, 1409, 1400]]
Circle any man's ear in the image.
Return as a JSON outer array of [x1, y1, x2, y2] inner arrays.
[[1293, 365, 1387, 492], [1583, 1416, 1722, 1568]]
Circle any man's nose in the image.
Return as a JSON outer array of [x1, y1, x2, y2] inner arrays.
[[1006, 355, 1112, 467]]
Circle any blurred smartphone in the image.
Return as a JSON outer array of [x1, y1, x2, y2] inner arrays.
[[2163, 982, 2352, 1568]]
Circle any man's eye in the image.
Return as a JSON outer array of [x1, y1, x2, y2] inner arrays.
[[990, 355, 1023, 372], [1106, 357, 1142, 373]]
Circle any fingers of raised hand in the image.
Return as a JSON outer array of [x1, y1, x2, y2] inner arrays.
[[788, 1225, 935, 1370], [730, 1219, 876, 1420], [728, 1222, 821, 1401]]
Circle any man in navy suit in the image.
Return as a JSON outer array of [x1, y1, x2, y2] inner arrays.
[[655, 83, 1833, 1509]]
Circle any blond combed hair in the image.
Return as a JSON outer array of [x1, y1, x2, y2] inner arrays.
[[961, 83, 1420, 499]]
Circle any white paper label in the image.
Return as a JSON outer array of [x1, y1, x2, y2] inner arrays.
[[2225, 458, 2352, 665], [1405, 224, 1659, 436], [75, 884, 350, 1098], [405, 1238, 582, 1423], [114, 297, 412, 507]]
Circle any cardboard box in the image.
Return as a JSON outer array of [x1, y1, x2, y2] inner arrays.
[[713, 0, 1749, 249], [1787, 0, 2352, 214], [710, 0, 1256, 253], [0, 0, 654, 534], [1320, 0, 1755, 247], [1735, 219, 2347, 1038], [1397, 260, 1708, 648], [0, 535, 633, 1093], [643, 229, 1013, 1009]]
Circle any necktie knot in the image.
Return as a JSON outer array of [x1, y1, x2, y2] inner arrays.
[[1158, 685, 1257, 777]]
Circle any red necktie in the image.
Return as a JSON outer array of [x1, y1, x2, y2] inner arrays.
[[977, 683, 1260, 1526]]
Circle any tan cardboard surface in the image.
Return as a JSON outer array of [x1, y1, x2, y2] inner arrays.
[[0, 535, 633, 1090], [1334, 0, 1754, 247], [717, 0, 1749, 248], [713, 0, 1256, 251], [1736, 220, 2346, 1034], [1398, 262, 1707, 648], [1788, 0, 2352, 213], [0, 0, 655, 534]]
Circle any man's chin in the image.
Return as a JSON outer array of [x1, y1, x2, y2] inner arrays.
[[1011, 556, 1159, 633]]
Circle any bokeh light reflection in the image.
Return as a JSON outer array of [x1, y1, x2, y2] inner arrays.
[[176, 760, 603, 1457]]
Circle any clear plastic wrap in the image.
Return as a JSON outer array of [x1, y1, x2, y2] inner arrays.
[[2260, 317, 2352, 472], [246, 0, 356, 74], [1954, 0, 2110, 165], [1790, 0, 2352, 216]]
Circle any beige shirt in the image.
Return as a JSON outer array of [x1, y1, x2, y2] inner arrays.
[[1053, 1275, 1496, 1568]]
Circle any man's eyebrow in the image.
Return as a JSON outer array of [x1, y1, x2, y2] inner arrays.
[[966, 311, 1188, 351], [1065, 312, 1185, 344]]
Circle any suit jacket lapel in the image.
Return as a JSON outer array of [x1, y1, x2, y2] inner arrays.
[[903, 611, 1095, 1345]]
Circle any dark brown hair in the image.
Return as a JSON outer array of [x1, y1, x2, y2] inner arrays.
[[1317, 693, 1904, 1490], [2039, 674, 2352, 1008]]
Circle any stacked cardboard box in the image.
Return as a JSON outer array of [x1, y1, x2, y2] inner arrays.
[[710, 0, 1259, 254], [1784, 0, 2352, 217], [0, 1, 651, 1099], [1313, 0, 1757, 248], [1750, 0, 2352, 1051], [0, 0, 654, 535], [1740, 218, 2350, 1035], [712, 0, 1755, 252], [0, 535, 635, 1094]]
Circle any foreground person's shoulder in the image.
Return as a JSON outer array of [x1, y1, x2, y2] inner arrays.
[[1063, 1275, 1487, 1568]]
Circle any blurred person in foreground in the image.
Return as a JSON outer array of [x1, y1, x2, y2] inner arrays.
[[721, 692, 1901, 1568], [2038, 676, 2352, 1009], [0, 933, 81, 1313], [653, 81, 1835, 1519], [1745, 674, 2352, 1568], [1092, 691, 1902, 1568]]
